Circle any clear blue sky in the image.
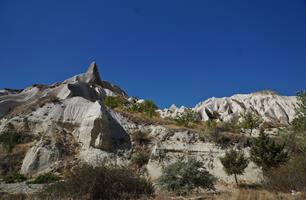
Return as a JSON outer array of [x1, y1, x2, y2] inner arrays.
[[0, 0, 306, 108]]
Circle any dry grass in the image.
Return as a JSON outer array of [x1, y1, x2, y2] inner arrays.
[[153, 189, 304, 200], [7, 95, 60, 117], [224, 189, 303, 200], [115, 109, 176, 126], [0, 142, 33, 175]]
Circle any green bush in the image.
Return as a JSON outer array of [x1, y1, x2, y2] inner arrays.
[[4, 172, 27, 183], [103, 96, 124, 109], [139, 100, 158, 117], [157, 158, 216, 195], [218, 120, 240, 133], [131, 150, 150, 168], [40, 164, 154, 200], [175, 109, 200, 128], [29, 172, 60, 184], [220, 148, 249, 186], [127, 100, 158, 117]]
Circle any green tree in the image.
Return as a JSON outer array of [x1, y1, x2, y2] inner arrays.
[[157, 158, 216, 194], [139, 100, 158, 117], [220, 148, 249, 186], [175, 109, 200, 128], [250, 131, 288, 173], [240, 112, 262, 136], [292, 91, 306, 133]]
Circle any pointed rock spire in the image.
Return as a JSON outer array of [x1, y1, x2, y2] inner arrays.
[[83, 61, 102, 85]]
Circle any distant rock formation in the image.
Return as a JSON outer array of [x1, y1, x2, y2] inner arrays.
[[159, 92, 298, 125]]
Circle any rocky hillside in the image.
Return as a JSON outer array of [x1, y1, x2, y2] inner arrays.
[[0, 62, 299, 187], [0, 62, 131, 175], [159, 91, 297, 125]]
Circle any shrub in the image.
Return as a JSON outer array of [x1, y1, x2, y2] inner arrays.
[[264, 154, 306, 192], [131, 150, 150, 168], [40, 164, 154, 200], [157, 158, 216, 195], [208, 129, 232, 148], [220, 148, 249, 186], [29, 172, 60, 184], [3, 172, 27, 183], [175, 109, 200, 128], [132, 131, 151, 146], [250, 131, 288, 173], [0, 131, 33, 173], [239, 112, 262, 136], [0, 131, 27, 153], [139, 100, 158, 117], [207, 129, 247, 148], [127, 100, 158, 118], [103, 96, 124, 109], [218, 120, 240, 133], [281, 129, 306, 154], [206, 119, 218, 130], [292, 91, 306, 133]]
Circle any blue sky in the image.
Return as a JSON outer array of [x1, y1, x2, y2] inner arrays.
[[0, 0, 306, 108]]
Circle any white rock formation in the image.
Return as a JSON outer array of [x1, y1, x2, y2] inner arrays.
[[158, 104, 189, 119], [0, 62, 131, 175], [0, 63, 297, 185], [160, 91, 298, 125]]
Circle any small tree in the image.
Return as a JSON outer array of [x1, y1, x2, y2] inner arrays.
[[292, 91, 306, 133], [250, 131, 288, 174], [240, 112, 262, 136], [220, 148, 249, 186], [139, 100, 158, 117], [175, 109, 200, 128], [157, 158, 216, 194]]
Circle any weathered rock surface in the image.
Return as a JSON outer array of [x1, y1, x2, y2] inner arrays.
[[0, 63, 296, 185], [0, 63, 130, 175], [159, 91, 298, 125]]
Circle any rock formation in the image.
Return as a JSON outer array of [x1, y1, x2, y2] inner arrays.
[[0, 63, 299, 185], [0, 62, 130, 175], [159, 91, 297, 125]]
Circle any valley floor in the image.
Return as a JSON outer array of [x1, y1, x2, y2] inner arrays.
[[0, 182, 304, 200]]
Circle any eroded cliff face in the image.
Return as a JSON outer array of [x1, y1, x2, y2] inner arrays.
[[0, 63, 297, 184], [0, 62, 131, 175], [159, 91, 297, 125]]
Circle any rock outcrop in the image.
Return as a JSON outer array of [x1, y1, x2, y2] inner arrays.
[[0, 62, 131, 175], [0, 63, 298, 185], [159, 91, 298, 125]]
